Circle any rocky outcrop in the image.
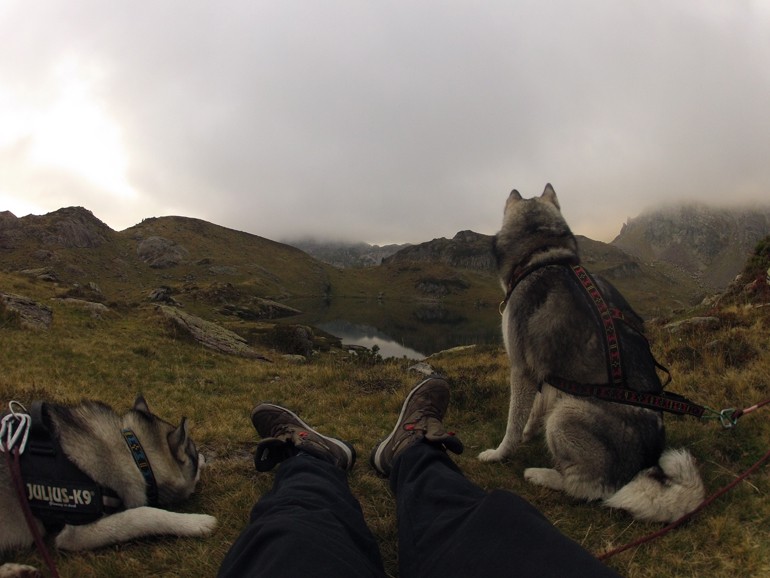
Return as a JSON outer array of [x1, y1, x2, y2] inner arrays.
[[19, 268, 60, 282], [0, 211, 20, 249], [137, 236, 189, 268], [415, 278, 470, 296], [288, 239, 408, 268], [0, 207, 113, 250], [0, 293, 52, 330], [384, 231, 495, 271], [262, 325, 315, 357], [46, 207, 112, 248], [156, 305, 269, 360], [54, 298, 112, 319], [148, 286, 181, 305], [707, 234, 770, 306], [220, 298, 301, 320], [663, 316, 721, 334], [612, 204, 770, 290]]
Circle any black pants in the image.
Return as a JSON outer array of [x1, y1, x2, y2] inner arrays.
[[218, 442, 621, 578]]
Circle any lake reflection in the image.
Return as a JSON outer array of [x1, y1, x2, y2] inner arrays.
[[283, 298, 502, 359], [317, 319, 426, 359]]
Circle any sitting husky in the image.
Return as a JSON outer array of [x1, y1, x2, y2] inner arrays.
[[0, 396, 216, 576], [478, 184, 705, 523]]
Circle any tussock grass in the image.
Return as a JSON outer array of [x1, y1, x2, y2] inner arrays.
[[2, 284, 770, 577]]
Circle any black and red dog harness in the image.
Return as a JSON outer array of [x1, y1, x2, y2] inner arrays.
[[501, 261, 706, 417]]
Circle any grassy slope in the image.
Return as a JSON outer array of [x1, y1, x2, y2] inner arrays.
[[0, 213, 336, 309], [1, 272, 769, 577]]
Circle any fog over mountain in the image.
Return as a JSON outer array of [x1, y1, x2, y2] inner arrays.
[[2, 2, 769, 245], [613, 203, 770, 290]]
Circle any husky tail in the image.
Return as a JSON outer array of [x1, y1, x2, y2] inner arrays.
[[604, 449, 705, 523]]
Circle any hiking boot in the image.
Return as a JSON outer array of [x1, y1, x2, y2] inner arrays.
[[251, 404, 356, 472], [370, 375, 463, 476]]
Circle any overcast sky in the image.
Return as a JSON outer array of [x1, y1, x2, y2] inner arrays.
[[1, 1, 769, 245]]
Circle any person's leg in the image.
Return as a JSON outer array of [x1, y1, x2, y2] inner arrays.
[[219, 405, 385, 578], [371, 375, 621, 578], [391, 442, 621, 578]]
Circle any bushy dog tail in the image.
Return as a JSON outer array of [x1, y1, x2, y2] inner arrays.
[[604, 448, 705, 523]]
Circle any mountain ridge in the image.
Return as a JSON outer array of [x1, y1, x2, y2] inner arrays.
[[286, 237, 409, 268], [2, 203, 768, 318], [612, 202, 770, 290]]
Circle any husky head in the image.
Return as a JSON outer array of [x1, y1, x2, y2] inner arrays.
[[126, 396, 204, 505], [493, 184, 578, 286]]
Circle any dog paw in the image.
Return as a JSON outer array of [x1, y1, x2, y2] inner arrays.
[[478, 448, 505, 462], [0, 563, 42, 578], [524, 467, 564, 490], [180, 514, 218, 537]]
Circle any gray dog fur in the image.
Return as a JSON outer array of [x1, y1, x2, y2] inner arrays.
[[0, 397, 216, 577], [479, 185, 704, 523]]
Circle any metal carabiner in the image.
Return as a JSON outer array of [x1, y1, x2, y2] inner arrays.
[[0, 401, 31, 453], [718, 408, 739, 429]]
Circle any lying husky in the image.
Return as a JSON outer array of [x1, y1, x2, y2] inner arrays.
[[478, 184, 705, 523], [0, 396, 216, 576]]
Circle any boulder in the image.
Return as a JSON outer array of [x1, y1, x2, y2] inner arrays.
[[55, 298, 112, 319], [220, 299, 301, 321], [0, 293, 53, 330], [263, 325, 315, 357], [148, 286, 181, 305], [19, 267, 59, 282], [156, 305, 269, 360], [137, 236, 189, 268], [663, 316, 720, 334], [408, 361, 435, 375], [281, 354, 308, 364]]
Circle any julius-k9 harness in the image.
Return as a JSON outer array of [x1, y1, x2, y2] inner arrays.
[[12, 401, 158, 531]]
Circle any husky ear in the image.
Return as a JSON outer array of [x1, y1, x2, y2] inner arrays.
[[505, 189, 522, 211], [541, 183, 560, 209], [168, 417, 190, 461], [133, 395, 151, 415]]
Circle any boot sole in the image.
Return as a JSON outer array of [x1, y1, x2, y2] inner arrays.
[[369, 375, 448, 475], [251, 404, 356, 470]]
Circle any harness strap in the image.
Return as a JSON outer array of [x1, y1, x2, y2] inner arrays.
[[546, 376, 706, 417], [499, 255, 580, 314], [503, 260, 682, 413], [570, 265, 625, 386]]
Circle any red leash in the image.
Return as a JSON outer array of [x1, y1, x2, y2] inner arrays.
[[1, 403, 61, 578], [729, 397, 770, 422], [597, 397, 770, 561], [4, 449, 61, 578]]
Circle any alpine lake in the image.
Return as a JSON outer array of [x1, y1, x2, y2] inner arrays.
[[281, 297, 502, 359]]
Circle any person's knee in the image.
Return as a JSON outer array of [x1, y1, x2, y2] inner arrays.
[[484, 489, 548, 523]]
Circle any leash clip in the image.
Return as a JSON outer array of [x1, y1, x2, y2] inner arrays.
[[0, 401, 32, 453], [718, 408, 739, 429]]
